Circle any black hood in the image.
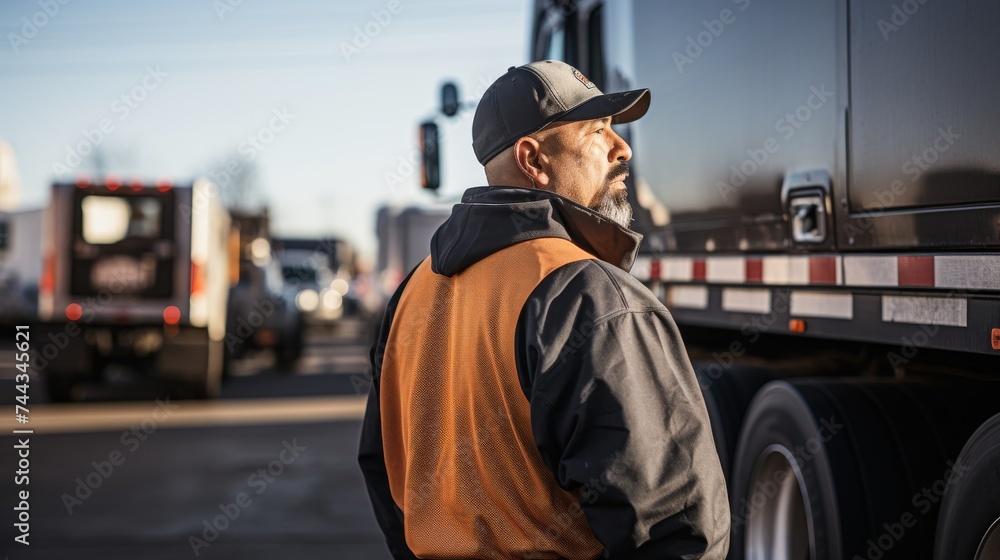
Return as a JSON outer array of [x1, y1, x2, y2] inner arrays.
[[429, 186, 643, 277]]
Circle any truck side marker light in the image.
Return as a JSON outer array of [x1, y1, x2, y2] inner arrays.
[[789, 319, 807, 333], [65, 303, 83, 321], [992, 328, 1000, 351]]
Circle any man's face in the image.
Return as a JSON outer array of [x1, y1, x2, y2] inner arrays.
[[535, 117, 634, 229]]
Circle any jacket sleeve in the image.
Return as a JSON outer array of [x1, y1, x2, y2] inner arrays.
[[358, 273, 419, 560], [516, 261, 731, 560]]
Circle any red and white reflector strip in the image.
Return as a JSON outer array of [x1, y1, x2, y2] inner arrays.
[[634, 253, 1000, 291]]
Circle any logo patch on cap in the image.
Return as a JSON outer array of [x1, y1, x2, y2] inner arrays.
[[573, 68, 596, 89]]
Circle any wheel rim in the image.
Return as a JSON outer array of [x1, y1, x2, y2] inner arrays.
[[975, 516, 1000, 560], [745, 444, 813, 560]]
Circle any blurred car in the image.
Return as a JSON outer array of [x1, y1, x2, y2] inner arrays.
[[227, 241, 305, 372], [276, 242, 354, 328]]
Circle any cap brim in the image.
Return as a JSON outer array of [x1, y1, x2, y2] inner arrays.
[[560, 88, 650, 125]]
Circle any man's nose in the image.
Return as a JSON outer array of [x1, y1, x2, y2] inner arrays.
[[609, 129, 632, 162]]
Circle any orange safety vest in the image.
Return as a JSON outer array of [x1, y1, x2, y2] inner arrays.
[[379, 237, 606, 559]]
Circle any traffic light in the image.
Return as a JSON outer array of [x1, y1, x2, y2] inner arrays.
[[419, 121, 440, 191]]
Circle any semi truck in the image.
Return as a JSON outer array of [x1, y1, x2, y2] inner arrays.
[[37, 177, 234, 399], [524, 2, 1000, 558], [375, 204, 451, 299], [425, 1, 1000, 558]]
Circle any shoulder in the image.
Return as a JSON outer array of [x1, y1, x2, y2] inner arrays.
[[523, 258, 664, 326]]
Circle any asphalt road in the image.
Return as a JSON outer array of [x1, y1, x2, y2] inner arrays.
[[0, 319, 393, 560]]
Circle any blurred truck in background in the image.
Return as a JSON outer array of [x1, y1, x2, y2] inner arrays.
[[274, 236, 355, 328], [226, 210, 305, 371], [37, 177, 234, 399], [0, 208, 43, 326], [374, 204, 451, 299]]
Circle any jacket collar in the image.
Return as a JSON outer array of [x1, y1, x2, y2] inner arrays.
[[429, 186, 643, 277]]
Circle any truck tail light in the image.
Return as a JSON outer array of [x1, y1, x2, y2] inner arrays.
[[105, 174, 122, 191], [191, 261, 205, 297], [41, 251, 55, 295], [163, 306, 181, 325], [156, 177, 172, 192], [65, 303, 82, 321]]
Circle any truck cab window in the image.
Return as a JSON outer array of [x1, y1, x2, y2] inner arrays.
[[81, 195, 162, 244]]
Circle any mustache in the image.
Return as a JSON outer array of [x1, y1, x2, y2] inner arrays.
[[606, 161, 630, 184]]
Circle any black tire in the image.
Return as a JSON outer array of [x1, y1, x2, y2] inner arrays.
[[186, 339, 225, 399], [45, 376, 77, 402], [934, 412, 1000, 560], [275, 317, 304, 372], [694, 363, 776, 486], [730, 379, 995, 560]]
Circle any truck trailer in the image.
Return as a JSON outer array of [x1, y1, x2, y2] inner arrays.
[[520, 1, 1000, 558], [38, 177, 233, 400]]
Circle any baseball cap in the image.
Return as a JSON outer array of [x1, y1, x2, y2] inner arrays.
[[472, 60, 651, 165]]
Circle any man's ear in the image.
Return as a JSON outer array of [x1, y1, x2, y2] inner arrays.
[[513, 136, 551, 189]]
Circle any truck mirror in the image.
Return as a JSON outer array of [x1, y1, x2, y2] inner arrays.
[[420, 121, 440, 191], [441, 82, 460, 117]]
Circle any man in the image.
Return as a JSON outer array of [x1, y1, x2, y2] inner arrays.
[[359, 60, 730, 559]]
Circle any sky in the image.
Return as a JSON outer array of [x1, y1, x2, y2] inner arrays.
[[0, 0, 531, 261]]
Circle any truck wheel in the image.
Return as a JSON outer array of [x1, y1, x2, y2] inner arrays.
[[934, 413, 1000, 560], [188, 339, 225, 399], [730, 379, 994, 560], [45, 376, 77, 402], [275, 317, 304, 372], [694, 364, 775, 485]]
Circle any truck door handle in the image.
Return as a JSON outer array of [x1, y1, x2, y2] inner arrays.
[[790, 194, 826, 243]]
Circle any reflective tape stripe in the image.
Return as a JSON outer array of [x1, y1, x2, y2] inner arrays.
[[790, 291, 853, 320], [721, 288, 772, 314], [882, 295, 967, 327]]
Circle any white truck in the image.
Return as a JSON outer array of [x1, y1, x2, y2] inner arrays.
[[38, 177, 234, 399], [0, 208, 44, 325], [374, 204, 452, 299]]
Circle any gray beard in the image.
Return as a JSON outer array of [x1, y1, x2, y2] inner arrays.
[[592, 184, 633, 229]]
